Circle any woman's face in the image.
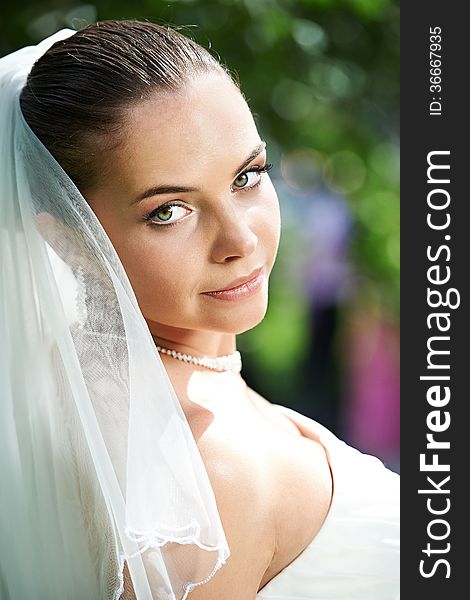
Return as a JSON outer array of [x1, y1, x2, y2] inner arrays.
[[87, 73, 280, 336]]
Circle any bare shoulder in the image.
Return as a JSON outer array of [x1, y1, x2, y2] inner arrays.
[[120, 434, 275, 600], [186, 428, 276, 599], [120, 390, 331, 599]]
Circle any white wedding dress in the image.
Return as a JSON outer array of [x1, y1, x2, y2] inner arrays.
[[256, 405, 400, 600]]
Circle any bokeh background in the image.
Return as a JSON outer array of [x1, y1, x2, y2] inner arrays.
[[1, 0, 400, 471]]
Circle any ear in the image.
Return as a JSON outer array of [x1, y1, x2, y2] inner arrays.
[[36, 212, 67, 255], [35, 212, 85, 269]]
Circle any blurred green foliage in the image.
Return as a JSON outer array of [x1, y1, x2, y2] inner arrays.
[[1, 0, 399, 401]]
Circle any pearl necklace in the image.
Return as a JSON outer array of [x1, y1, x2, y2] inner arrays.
[[155, 344, 242, 373]]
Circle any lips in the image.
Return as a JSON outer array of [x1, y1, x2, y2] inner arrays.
[[202, 267, 263, 294]]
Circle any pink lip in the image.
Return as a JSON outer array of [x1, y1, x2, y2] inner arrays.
[[202, 267, 265, 301]]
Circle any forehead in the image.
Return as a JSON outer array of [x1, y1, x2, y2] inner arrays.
[[116, 73, 260, 185]]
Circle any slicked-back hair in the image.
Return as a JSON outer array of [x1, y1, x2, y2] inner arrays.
[[20, 19, 236, 193]]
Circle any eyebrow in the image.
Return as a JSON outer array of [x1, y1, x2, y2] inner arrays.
[[131, 141, 266, 204]]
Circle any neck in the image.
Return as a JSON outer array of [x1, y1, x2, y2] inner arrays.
[[145, 320, 245, 414], [145, 319, 237, 357]]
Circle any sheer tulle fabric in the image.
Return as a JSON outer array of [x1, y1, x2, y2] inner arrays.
[[0, 30, 229, 599]]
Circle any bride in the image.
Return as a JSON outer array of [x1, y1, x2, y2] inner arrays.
[[1, 19, 399, 599]]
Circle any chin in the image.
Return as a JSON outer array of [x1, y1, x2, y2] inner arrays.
[[209, 297, 269, 335]]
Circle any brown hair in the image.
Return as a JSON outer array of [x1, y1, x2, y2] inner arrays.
[[20, 19, 236, 193]]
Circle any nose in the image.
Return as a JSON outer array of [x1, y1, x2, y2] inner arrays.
[[209, 206, 258, 263]]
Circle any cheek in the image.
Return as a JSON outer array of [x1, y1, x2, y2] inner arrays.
[[254, 187, 281, 258], [115, 233, 192, 312], [89, 204, 199, 323]]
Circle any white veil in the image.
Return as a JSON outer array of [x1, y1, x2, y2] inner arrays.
[[0, 29, 230, 600]]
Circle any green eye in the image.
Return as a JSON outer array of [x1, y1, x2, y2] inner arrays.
[[232, 163, 273, 191], [156, 207, 173, 221], [234, 173, 249, 187], [145, 203, 190, 226]]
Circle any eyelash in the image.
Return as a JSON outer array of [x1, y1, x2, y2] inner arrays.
[[234, 162, 274, 193], [143, 162, 274, 227]]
